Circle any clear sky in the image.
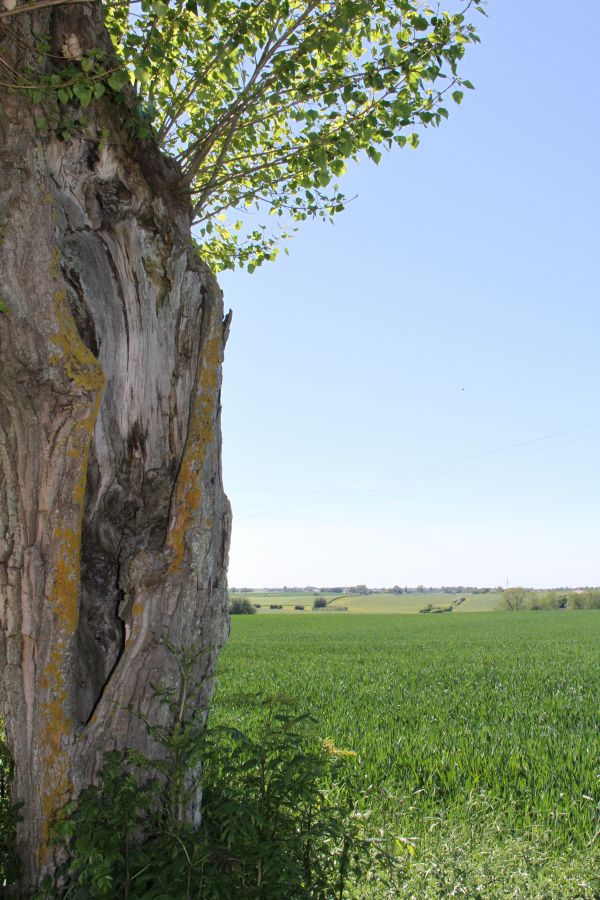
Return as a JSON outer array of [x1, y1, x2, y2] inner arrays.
[[218, 0, 600, 590]]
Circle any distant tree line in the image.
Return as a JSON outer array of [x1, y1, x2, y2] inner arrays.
[[498, 588, 600, 612], [229, 585, 599, 603], [231, 585, 502, 596]]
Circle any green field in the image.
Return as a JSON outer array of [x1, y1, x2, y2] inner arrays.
[[228, 591, 336, 612], [214, 611, 600, 897], [229, 591, 501, 614], [328, 591, 501, 613]]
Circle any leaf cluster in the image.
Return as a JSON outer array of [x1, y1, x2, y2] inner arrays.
[[102, 0, 485, 271], [2, 31, 110, 132], [2, 1, 484, 271], [199, 701, 358, 898]]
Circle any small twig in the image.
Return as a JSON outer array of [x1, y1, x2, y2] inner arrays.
[[0, 61, 122, 90], [587, 827, 600, 847], [0, 52, 18, 81], [0, 0, 94, 20]]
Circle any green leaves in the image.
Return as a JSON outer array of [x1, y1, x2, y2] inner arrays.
[[367, 145, 382, 165], [107, 69, 130, 93], [0, 726, 19, 886], [101, 0, 484, 271], [43, 646, 381, 900], [413, 14, 430, 31], [72, 81, 92, 108]]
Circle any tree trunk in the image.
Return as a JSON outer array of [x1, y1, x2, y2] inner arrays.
[[0, 5, 231, 889]]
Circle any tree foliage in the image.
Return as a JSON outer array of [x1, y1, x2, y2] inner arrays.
[[0, 726, 19, 886], [101, 0, 485, 270], [498, 588, 528, 611]]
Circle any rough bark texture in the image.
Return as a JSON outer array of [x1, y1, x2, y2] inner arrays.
[[0, 5, 231, 888]]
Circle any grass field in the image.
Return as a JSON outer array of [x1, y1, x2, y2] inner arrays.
[[228, 591, 340, 612], [328, 591, 501, 613], [228, 591, 501, 614], [213, 611, 600, 897]]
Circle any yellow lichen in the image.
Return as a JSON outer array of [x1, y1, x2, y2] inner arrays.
[[37, 364, 103, 861], [49, 528, 81, 634], [38, 521, 81, 857], [167, 327, 221, 571], [125, 597, 145, 647], [38, 670, 74, 862], [49, 247, 60, 280], [132, 598, 144, 617], [38, 626, 73, 860], [49, 290, 106, 395]]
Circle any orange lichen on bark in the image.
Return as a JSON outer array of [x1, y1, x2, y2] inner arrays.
[[38, 520, 82, 856], [37, 363, 103, 861], [49, 289, 106, 395], [48, 527, 81, 634], [49, 246, 60, 280], [124, 597, 145, 648], [38, 511, 85, 857], [37, 519, 80, 858], [38, 634, 73, 861], [167, 325, 221, 572]]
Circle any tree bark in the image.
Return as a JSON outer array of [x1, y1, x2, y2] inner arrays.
[[0, 4, 231, 888]]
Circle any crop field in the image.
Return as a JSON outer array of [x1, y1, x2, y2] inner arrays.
[[228, 591, 501, 614], [228, 591, 337, 612], [328, 591, 501, 614], [213, 611, 600, 897]]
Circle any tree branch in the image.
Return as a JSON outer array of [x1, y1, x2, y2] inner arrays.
[[0, 0, 94, 19]]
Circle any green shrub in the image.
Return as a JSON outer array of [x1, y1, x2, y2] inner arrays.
[[313, 597, 327, 609], [228, 595, 257, 615], [0, 724, 19, 889], [198, 703, 366, 899], [36, 650, 383, 899]]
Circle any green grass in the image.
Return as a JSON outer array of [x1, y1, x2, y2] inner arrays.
[[213, 611, 600, 897]]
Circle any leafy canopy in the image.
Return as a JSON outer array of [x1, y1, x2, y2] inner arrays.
[[105, 0, 486, 271]]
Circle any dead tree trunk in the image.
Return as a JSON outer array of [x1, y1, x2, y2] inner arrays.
[[0, 4, 231, 888]]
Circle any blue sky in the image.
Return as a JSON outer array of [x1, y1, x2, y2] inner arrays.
[[218, 0, 600, 589]]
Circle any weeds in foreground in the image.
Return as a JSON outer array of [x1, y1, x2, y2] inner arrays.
[[0, 725, 19, 891], [30, 647, 404, 899]]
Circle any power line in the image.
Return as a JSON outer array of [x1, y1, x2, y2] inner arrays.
[[235, 420, 600, 521]]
